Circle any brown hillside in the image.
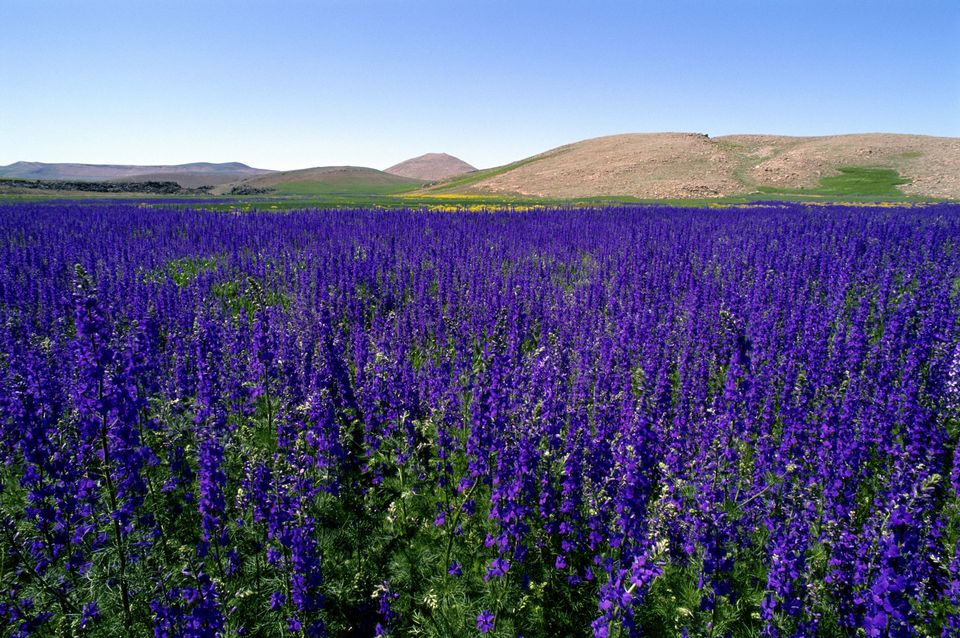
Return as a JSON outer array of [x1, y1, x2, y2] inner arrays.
[[385, 153, 476, 181], [719, 133, 960, 199], [452, 133, 743, 199], [429, 132, 959, 199]]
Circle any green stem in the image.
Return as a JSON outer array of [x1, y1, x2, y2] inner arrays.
[[443, 479, 477, 573], [99, 380, 133, 632]]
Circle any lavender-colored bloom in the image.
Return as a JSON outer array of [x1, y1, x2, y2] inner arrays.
[[476, 609, 495, 633], [79, 602, 99, 628], [485, 557, 510, 581]]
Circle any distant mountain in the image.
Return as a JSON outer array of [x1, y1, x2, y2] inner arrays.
[[385, 153, 476, 181], [0, 161, 273, 188], [218, 166, 425, 197], [422, 133, 960, 200]]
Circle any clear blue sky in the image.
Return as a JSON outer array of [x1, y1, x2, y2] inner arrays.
[[2, 0, 958, 170]]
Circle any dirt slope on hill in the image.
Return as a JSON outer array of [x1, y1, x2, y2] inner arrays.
[[385, 153, 476, 181], [426, 133, 959, 199], [719, 133, 960, 199]]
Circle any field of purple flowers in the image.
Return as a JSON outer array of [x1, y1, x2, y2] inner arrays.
[[2, 202, 960, 637]]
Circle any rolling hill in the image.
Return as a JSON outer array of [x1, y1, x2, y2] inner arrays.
[[421, 133, 960, 200], [217, 166, 425, 197], [385, 153, 476, 181], [4, 133, 957, 202], [0, 161, 273, 188]]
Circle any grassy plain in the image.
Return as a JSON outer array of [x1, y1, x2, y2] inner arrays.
[[0, 165, 946, 211]]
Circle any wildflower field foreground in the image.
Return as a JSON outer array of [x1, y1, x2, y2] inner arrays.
[[2, 203, 960, 637]]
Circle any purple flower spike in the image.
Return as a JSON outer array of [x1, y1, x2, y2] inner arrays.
[[476, 609, 495, 633]]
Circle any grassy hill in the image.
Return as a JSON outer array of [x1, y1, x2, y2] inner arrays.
[[218, 166, 425, 197]]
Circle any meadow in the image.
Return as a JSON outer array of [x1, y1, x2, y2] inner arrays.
[[1, 202, 959, 637]]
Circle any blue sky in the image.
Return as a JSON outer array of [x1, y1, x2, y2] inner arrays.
[[2, 0, 958, 170]]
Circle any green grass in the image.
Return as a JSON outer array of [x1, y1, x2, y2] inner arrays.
[[3, 190, 942, 212], [269, 179, 422, 197], [145, 255, 219, 287], [819, 166, 911, 196], [756, 166, 912, 200]]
